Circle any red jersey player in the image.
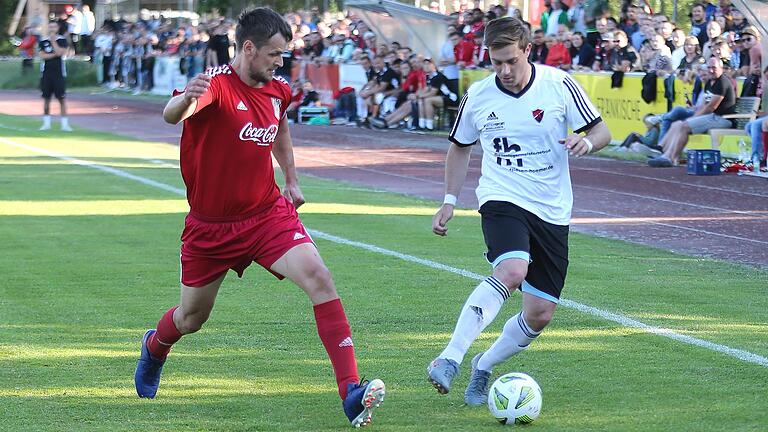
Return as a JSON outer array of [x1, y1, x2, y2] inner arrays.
[[133, 8, 385, 427]]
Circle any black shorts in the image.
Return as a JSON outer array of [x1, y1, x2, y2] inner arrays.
[[41, 74, 66, 99], [480, 200, 569, 303]]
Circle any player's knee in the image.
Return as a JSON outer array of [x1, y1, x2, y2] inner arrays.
[[303, 263, 336, 294], [176, 309, 210, 334], [492, 265, 527, 290], [524, 308, 554, 332]]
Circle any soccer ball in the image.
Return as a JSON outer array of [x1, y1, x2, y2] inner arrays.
[[487, 372, 542, 425]]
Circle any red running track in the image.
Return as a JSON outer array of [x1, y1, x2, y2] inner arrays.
[[1, 89, 766, 268]]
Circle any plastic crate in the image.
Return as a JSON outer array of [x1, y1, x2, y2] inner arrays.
[[298, 106, 330, 124], [686, 149, 721, 175]]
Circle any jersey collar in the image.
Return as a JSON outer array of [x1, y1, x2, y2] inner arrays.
[[494, 62, 536, 99]]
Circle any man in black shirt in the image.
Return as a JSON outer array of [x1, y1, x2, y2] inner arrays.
[[649, 56, 735, 167], [418, 58, 458, 130], [528, 29, 548, 64], [38, 21, 71, 131]]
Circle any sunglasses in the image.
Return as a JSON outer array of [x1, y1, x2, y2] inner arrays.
[[742, 36, 754, 42]]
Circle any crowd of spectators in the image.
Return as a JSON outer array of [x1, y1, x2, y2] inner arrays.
[[14, 1, 766, 163]]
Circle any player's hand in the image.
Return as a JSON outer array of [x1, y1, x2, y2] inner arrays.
[[183, 73, 212, 104], [559, 134, 590, 157], [432, 204, 454, 236], [283, 182, 306, 208]]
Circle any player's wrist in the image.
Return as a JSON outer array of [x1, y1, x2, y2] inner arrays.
[[581, 136, 594, 154], [443, 194, 457, 206]]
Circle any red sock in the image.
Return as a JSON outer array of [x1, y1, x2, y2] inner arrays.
[[314, 299, 359, 399], [762, 131, 768, 162], [148, 306, 182, 361]]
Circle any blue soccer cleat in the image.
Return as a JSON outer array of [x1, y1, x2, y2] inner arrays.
[[134, 329, 165, 398], [427, 357, 459, 394], [343, 378, 385, 428], [464, 352, 491, 406]]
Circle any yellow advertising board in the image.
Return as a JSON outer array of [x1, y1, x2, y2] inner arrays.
[[459, 69, 746, 157]]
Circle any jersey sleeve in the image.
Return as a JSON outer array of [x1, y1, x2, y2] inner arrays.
[[448, 90, 478, 147], [562, 74, 602, 134]]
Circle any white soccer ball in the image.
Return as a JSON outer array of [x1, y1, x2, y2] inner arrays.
[[487, 372, 542, 425]]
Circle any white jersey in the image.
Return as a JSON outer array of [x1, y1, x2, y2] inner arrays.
[[449, 64, 601, 225]]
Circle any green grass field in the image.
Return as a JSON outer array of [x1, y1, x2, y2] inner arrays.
[[1, 114, 767, 431]]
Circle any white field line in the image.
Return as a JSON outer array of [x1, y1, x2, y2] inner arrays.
[[2, 136, 767, 369]]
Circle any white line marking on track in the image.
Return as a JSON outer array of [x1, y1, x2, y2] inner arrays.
[[575, 207, 768, 245], [3, 136, 767, 368], [574, 164, 768, 199]]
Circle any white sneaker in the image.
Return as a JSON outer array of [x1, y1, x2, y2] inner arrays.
[[630, 142, 662, 157], [39, 124, 51, 131], [61, 124, 73, 132]]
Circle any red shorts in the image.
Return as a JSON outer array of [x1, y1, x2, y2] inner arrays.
[[180, 195, 314, 287]]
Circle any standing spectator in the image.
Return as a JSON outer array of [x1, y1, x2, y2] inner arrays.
[[93, 26, 114, 84], [545, 1, 570, 36], [690, 3, 710, 47], [17, 26, 37, 72], [701, 20, 723, 60], [38, 21, 71, 132], [646, 34, 673, 74], [207, 24, 231, 66], [739, 26, 762, 96], [440, 26, 460, 82], [451, 31, 475, 68], [568, 0, 587, 33], [620, 5, 639, 36], [744, 66, 768, 164], [728, 8, 748, 33], [670, 29, 688, 71], [79, 5, 96, 57]]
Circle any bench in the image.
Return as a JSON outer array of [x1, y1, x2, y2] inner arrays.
[[702, 96, 760, 158], [435, 106, 459, 131]]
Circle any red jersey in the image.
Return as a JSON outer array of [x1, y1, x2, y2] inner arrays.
[[401, 70, 426, 93], [178, 64, 291, 219], [454, 40, 475, 66]]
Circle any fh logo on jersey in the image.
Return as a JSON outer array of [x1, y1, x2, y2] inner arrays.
[[271, 98, 282, 120], [239, 123, 278, 145], [532, 109, 544, 123]]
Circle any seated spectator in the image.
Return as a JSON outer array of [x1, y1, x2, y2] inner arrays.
[[675, 36, 703, 83], [450, 31, 475, 68], [592, 32, 616, 71], [417, 57, 459, 130], [286, 80, 320, 122], [618, 113, 662, 156], [744, 65, 768, 165], [529, 29, 548, 64], [544, 34, 571, 69], [568, 31, 595, 71], [649, 57, 736, 167]]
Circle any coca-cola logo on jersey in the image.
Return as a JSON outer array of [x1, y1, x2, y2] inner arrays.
[[239, 122, 278, 145]]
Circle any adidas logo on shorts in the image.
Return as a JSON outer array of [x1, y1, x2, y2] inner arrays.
[[338, 336, 354, 348], [293, 232, 306, 240]]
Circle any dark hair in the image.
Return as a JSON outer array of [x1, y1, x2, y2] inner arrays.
[[485, 17, 531, 50], [236, 7, 292, 51]]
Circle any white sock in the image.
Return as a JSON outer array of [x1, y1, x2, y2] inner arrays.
[[425, 119, 434, 130], [477, 312, 540, 372], [439, 276, 510, 364], [61, 117, 70, 128], [419, 118, 426, 128], [42, 115, 51, 127]]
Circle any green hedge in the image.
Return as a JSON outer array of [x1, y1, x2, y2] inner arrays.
[[0, 59, 97, 89]]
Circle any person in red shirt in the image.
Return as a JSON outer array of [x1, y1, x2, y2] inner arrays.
[[544, 34, 571, 68], [450, 31, 475, 68], [133, 8, 385, 428]]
